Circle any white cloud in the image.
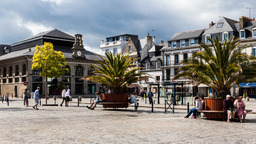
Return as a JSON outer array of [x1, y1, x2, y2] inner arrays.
[[41, 0, 74, 5], [84, 44, 104, 55], [24, 22, 52, 35]]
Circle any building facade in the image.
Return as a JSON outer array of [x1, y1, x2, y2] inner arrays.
[[0, 29, 101, 98]]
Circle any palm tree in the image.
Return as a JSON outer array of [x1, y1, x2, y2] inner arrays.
[[84, 52, 147, 94], [174, 36, 255, 98]]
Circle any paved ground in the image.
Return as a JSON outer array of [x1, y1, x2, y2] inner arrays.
[[0, 98, 256, 144]]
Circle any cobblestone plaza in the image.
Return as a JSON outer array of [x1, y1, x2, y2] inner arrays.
[[0, 98, 256, 144]]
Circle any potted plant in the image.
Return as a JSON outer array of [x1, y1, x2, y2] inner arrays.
[[84, 52, 147, 108], [174, 36, 256, 119]]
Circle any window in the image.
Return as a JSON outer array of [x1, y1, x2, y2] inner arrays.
[[22, 64, 26, 75], [183, 53, 188, 60], [216, 22, 224, 28], [88, 67, 94, 76], [22, 77, 27, 82], [147, 62, 150, 69], [190, 39, 195, 45], [8, 78, 13, 83], [223, 32, 228, 41], [253, 30, 256, 37], [253, 47, 256, 56], [9, 66, 12, 76], [75, 66, 84, 76], [32, 77, 43, 82], [240, 30, 245, 38], [157, 61, 161, 69], [32, 69, 41, 75], [15, 78, 19, 82], [3, 67, 6, 77], [174, 68, 179, 76], [156, 76, 160, 81], [3, 79, 6, 83], [206, 35, 211, 43], [166, 69, 170, 80], [175, 54, 179, 65], [113, 48, 117, 54], [15, 65, 19, 76], [62, 77, 71, 83], [173, 41, 177, 47], [166, 55, 170, 66], [129, 46, 132, 52], [181, 40, 185, 47]]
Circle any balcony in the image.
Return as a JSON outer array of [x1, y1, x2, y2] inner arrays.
[[163, 60, 184, 67], [100, 40, 123, 48]]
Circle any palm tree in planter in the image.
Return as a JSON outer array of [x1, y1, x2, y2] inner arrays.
[[174, 36, 256, 119], [84, 52, 148, 108]]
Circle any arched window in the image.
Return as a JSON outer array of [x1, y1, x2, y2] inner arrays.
[[22, 64, 26, 75], [88, 67, 95, 76], [64, 65, 71, 76], [75, 66, 83, 76], [9, 66, 12, 76], [3, 67, 6, 77], [15, 65, 19, 76]]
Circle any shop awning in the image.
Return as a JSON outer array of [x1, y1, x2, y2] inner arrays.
[[239, 82, 256, 88]]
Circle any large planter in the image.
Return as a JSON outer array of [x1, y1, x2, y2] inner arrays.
[[204, 98, 236, 119], [102, 93, 129, 108]]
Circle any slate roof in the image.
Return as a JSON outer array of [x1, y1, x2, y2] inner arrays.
[[203, 17, 238, 35], [170, 29, 205, 41], [12, 29, 75, 46]]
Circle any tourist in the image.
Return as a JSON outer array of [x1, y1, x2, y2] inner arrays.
[[32, 87, 40, 110], [234, 96, 247, 122], [23, 88, 29, 107], [65, 89, 71, 106], [129, 92, 139, 110], [87, 92, 102, 110], [223, 94, 235, 123], [147, 89, 153, 104], [184, 96, 202, 119], [60, 87, 67, 107]]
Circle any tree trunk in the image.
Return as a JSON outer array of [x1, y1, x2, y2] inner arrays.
[[45, 76, 48, 104]]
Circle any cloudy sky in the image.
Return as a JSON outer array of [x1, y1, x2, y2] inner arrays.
[[0, 0, 255, 54]]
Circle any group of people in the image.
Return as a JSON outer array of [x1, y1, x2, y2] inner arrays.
[[60, 87, 72, 107], [185, 94, 247, 123]]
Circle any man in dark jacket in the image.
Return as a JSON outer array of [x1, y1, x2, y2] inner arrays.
[[223, 94, 235, 122]]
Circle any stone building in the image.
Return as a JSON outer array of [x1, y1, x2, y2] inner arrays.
[[0, 29, 101, 98]]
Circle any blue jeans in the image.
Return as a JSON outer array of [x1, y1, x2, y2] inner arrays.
[[186, 108, 197, 117]]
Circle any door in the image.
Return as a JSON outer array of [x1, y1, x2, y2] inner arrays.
[[14, 86, 17, 97]]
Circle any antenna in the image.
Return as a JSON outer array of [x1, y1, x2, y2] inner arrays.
[[247, 7, 254, 18]]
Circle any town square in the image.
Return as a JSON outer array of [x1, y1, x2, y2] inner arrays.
[[1, 0, 256, 143]]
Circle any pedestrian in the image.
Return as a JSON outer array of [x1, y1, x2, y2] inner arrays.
[[234, 96, 247, 122], [60, 87, 67, 107], [23, 88, 29, 107], [65, 89, 71, 107], [184, 96, 203, 119], [223, 94, 235, 123], [147, 89, 153, 104], [129, 92, 139, 110], [32, 87, 40, 110]]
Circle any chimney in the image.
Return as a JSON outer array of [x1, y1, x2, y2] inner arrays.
[[239, 16, 252, 29], [209, 21, 215, 28], [153, 36, 156, 43], [160, 40, 164, 44], [101, 40, 104, 44]]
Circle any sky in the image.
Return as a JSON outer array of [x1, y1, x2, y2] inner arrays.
[[0, 0, 255, 54]]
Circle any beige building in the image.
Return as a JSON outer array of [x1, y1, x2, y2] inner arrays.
[[0, 29, 101, 98]]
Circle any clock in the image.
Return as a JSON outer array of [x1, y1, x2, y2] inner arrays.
[[77, 51, 82, 56]]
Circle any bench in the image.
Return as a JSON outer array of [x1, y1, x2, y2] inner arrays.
[[98, 99, 139, 110], [197, 109, 252, 119]]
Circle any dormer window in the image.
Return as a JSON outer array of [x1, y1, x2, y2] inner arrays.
[[240, 30, 245, 39], [206, 34, 211, 43], [190, 39, 195, 45], [181, 40, 185, 47], [223, 32, 229, 41], [253, 28, 256, 37], [173, 41, 177, 47]]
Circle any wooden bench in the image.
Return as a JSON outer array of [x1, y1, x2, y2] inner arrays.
[[98, 100, 139, 110], [197, 109, 252, 119]]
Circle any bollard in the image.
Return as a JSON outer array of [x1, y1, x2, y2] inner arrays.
[[187, 102, 189, 114], [151, 100, 154, 112], [78, 96, 82, 107], [6, 96, 9, 106]]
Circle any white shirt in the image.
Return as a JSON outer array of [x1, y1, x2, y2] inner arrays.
[[130, 95, 137, 104], [195, 99, 202, 110], [65, 90, 70, 97], [62, 89, 67, 98]]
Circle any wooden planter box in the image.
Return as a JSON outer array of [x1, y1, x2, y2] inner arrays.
[[102, 93, 129, 108], [204, 98, 236, 119]]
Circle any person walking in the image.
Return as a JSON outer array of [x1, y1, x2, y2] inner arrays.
[[23, 88, 29, 107], [60, 87, 67, 107], [33, 87, 40, 110], [65, 89, 71, 107], [147, 89, 153, 104]]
